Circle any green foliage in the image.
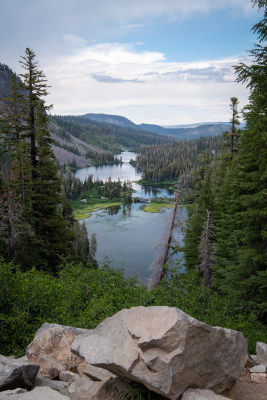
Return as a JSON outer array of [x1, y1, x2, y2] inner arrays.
[[1, 259, 266, 356], [135, 136, 222, 184]]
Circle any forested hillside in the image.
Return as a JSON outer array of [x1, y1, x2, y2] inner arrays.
[[183, 5, 267, 322], [135, 135, 223, 185], [53, 114, 172, 150]]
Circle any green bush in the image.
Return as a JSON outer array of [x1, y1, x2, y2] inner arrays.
[[0, 259, 266, 356]]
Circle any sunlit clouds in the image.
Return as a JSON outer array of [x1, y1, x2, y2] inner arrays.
[[0, 0, 262, 124], [42, 42, 249, 124]]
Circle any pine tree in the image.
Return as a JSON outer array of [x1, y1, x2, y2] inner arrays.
[[19, 48, 52, 181], [0, 49, 90, 271], [213, 1, 267, 318], [222, 97, 241, 159]]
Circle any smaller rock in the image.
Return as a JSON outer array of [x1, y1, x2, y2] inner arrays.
[[256, 342, 267, 366], [76, 361, 88, 377], [0, 386, 70, 399], [12, 357, 28, 365], [250, 354, 258, 364], [250, 364, 266, 373], [245, 354, 257, 368], [26, 324, 86, 379], [67, 377, 98, 395], [59, 371, 80, 383], [35, 355, 64, 379], [251, 373, 267, 383], [181, 388, 229, 399], [35, 377, 69, 391], [83, 364, 115, 381], [0, 388, 27, 395], [0, 355, 39, 391]]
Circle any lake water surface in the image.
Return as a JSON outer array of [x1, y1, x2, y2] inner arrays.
[[74, 152, 186, 282]]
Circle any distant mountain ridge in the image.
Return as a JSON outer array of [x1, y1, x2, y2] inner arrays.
[[0, 61, 240, 168], [83, 113, 136, 128], [81, 113, 233, 140]]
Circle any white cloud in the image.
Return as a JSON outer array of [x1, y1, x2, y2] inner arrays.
[[122, 24, 145, 30], [40, 42, 249, 124], [63, 34, 87, 47]]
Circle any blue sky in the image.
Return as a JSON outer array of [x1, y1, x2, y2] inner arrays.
[[0, 0, 263, 125]]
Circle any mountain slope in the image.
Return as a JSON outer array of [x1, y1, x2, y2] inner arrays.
[[80, 113, 231, 139], [82, 113, 136, 128], [0, 63, 172, 168]]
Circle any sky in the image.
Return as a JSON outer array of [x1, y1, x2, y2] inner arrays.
[[0, 0, 263, 125]]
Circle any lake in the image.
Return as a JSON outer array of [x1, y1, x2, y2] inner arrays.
[[74, 151, 186, 282]]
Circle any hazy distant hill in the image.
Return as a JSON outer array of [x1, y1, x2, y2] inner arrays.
[[139, 122, 231, 139], [82, 113, 136, 128], [0, 62, 236, 168], [81, 113, 231, 140]]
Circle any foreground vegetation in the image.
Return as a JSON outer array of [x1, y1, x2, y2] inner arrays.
[[1, 259, 266, 356]]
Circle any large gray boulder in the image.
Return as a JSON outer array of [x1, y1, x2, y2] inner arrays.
[[71, 306, 248, 400], [0, 355, 39, 391]]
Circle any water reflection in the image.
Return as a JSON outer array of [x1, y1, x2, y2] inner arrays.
[[74, 151, 175, 200], [140, 185, 174, 198], [107, 205, 121, 216], [84, 203, 188, 282], [75, 151, 184, 280]]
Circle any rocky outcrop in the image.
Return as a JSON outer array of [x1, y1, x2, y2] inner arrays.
[[2, 307, 265, 400], [0, 355, 39, 391], [26, 324, 89, 379], [71, 306, 248, 399]]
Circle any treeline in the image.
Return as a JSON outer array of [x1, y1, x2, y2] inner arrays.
[[0, 49, 94, 271], [183, 3, 267, 323], [135, 135, 223, 185], [53, 114, 172, 152], [61, 168, 132, 201]]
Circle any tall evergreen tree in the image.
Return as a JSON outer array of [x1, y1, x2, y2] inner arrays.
[[212, 1, 267, 318], [0, 49, 90, 271]]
